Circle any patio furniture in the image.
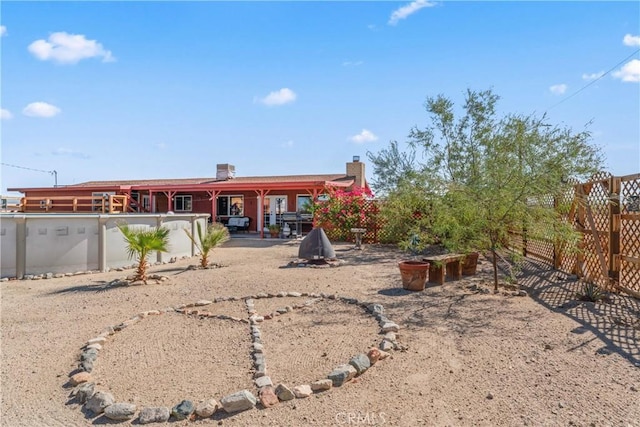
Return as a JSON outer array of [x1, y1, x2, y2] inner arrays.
[[226, 216, 250, 233], [422, 253, 466, 285]]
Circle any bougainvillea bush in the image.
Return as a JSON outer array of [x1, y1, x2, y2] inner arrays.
[[312, 186, 375, 242]]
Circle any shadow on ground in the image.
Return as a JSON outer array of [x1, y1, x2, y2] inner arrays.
[[222, 237, 296, 249], [334, 244, 403, 265], [516, 257, 640, 366], [43, 280, 132, 295]]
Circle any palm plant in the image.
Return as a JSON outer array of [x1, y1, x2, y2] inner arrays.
[[185, 222, 230, 268], [117, 223, 170, 282]]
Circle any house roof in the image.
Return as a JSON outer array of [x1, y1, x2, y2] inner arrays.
[[68, 173, 349, 187], [8, 173, 356, 193]]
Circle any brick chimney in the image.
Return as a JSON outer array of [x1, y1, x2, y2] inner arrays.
[[346, 156, 366, 189]]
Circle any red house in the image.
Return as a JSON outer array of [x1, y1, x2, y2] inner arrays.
[[7, 158, 368, 237]]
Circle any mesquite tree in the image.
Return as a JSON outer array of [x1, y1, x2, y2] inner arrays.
[[368, 89, 603, 290]]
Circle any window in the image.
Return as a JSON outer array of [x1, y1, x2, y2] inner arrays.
[[142, 195, 151, 211], [296, 195, 313, 213], [217, 195, 244, 216], [174, 195, 192, 212]]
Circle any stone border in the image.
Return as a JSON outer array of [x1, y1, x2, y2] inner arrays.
[[67, 292, 401, 423], [0, 256, 192, 282]]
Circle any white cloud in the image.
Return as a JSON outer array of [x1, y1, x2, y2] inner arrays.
[[549, 84, 568, 95], [156, 142, 168, 150], [281, 140, 294, 148], [582, 71, 605, 81], [388, 0, 436, 26], [28, 32, 115, 64], [342, 60, 364, 67], [0, 26, 7, 37], [52, 148, 90, 159], [349, 129, 378, 144], [22, 102, 61, 118], [1, 109, 13, 120], [623, 34, 640, 47], [613, 59, 640, 83], [256, 88, 297, 106]]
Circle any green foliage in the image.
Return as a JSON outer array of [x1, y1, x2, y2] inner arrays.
[[379, 181, 434, 247], [117, 222, 170, 282], [268, 224, 280, 233], [577, 282, 604, 302], [368, 141, 420, 195], [368, 88, 603, 290], [312, 186, 374, 242], [185, 222, 230, 268]]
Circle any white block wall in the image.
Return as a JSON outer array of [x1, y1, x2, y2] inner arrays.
[[0, 213, 209, 278]]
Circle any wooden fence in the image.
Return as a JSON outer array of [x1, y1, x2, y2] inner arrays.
[[510, 172, 640, 298], [317, 200, 396, 244]]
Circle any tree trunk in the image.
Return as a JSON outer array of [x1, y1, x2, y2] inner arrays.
[[201, 253, 209, 268], [137, 257, 147, 282], [491, 248, 498, 291]]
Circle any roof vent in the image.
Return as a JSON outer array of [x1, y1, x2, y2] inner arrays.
[[216, 164, 236, 180]]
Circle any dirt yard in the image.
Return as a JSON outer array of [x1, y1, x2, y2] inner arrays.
[[1, 239, 639, 426]]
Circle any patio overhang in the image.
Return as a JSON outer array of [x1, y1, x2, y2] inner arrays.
[[128, 179, 354, 193]]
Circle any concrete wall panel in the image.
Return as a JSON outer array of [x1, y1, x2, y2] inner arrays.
[[0, 213, 208, 278]]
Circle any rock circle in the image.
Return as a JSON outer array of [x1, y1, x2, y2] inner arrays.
[[67, 291, 401, 423]]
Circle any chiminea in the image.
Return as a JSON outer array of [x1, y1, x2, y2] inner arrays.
[[298, 228, 336, 260]]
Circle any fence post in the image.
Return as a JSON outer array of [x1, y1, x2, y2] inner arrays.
[[156, 215, 164, 264], [98, 215, 108, 272], [553, 196, 561, 270], [575, 183, 586, 279], [609, 176, 621, 283], [15, 215, 27, 279], [190, 216, 197, 257]]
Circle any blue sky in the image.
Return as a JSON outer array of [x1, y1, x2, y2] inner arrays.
[[1, 1, 639, 195]]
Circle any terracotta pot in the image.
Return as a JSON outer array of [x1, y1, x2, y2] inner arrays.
[[269, 231, 279, 238], [398, 260, 430, 291], [462, 252, 479, 276]]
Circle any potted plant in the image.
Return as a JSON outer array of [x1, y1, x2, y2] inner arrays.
[[398, 234, 430, 291], [268, 224, 281, 238]]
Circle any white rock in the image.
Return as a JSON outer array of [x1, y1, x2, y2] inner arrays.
[[87, 337, 107, 346], [311, 379, 332, 391], [381, 322, 400, 333], [220, 390, 257, 413], [255, 376, 273, 388], [195, 399, 219, 417], [293, 384, 312, 398]]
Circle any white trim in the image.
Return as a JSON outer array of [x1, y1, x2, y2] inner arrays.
[[264, 195, 287, 226], [216, 194, 245, 216], [174, 195, 192, 212]]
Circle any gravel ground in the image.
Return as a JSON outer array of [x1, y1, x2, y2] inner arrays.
[[1, 239, 639, 426]]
